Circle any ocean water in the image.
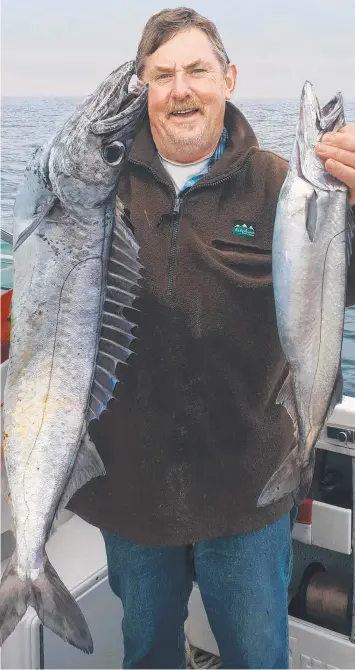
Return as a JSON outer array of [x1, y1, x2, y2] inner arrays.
[[1, 96, 355, 395]]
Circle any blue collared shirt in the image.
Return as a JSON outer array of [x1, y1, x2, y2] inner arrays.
[[180, 127, 228, 193]]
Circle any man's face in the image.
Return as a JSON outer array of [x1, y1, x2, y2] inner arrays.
[[142, 28, 236, 162]]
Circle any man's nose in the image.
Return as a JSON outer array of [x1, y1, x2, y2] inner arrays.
[[170, 70, 191, 99]]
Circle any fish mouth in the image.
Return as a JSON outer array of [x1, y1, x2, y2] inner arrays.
[[301, 81, 344, 137], [296, 81, 346, 190], [89, 61, 147, 136]]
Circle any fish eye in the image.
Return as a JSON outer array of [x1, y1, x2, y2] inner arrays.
[[102, 141, 125, 166]]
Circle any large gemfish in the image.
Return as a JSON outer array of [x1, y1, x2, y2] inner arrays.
[[0, 61, 146, 653]]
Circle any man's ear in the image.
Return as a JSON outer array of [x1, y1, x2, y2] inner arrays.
[[225, 64, 237, 101], [136, 78, 145, 89]]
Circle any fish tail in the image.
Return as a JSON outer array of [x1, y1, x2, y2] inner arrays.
[[257, 446, 315, 508], [0, 553, 30, 645], [257, 445, 300, 507], [0, 552, 93, 654]]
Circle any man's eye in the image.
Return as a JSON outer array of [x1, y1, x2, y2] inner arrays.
[[192, 68, 206, 74], [157, 73, 172, 80]]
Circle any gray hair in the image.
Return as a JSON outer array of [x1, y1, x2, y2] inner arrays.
[[136, 7, 230, 80]]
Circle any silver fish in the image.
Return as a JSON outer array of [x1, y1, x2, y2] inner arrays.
[[257, 81, 353, 507], [0, 61, 147, 653]]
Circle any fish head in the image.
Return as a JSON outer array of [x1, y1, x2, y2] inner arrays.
[[48, 61, 147, 210], [299, 81, 345, 144], [291, 81, 346, 191]]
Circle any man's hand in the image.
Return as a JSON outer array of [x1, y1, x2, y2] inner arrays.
[[316, 124, 355, 205]]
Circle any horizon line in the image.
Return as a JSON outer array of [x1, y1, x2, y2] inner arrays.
[[0, 95, 326, 101], [2, 94, 355, 102]]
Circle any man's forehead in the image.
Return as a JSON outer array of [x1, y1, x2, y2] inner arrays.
[[145, 28, 218, 71], [150, 58, 211, 73]]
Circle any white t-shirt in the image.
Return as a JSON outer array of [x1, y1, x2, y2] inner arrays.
[[158, 152, 213, 194]]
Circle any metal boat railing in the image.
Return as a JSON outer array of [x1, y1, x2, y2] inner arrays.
[[1, 228, 13, 245], [1, 228, 13, 292]]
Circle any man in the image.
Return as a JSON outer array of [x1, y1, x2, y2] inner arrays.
[[69, 7, 355, 668]]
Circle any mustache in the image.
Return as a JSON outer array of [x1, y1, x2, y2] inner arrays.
[[166, 97, 203, 116]]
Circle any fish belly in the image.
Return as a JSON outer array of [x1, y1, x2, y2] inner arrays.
[[4, 210, 108, 569]]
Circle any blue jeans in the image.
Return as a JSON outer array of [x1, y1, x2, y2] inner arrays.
[[101, 513, 293, 669]]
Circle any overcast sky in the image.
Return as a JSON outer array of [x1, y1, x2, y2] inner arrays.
[[2, 0, 355, 100]]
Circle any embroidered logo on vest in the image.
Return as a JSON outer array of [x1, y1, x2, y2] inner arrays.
[[232, 223, 255, 239]]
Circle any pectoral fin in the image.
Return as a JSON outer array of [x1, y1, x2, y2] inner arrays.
[[13, 193, 58, 252], [346, 203, 354, 268]]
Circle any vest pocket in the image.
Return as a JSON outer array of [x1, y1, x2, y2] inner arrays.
[[211, 238, 272, 285]]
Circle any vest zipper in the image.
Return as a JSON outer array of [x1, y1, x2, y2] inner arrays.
[[163, 167, 250, 297], [167, 196, 183, 298], [128, 156, 252, 298]]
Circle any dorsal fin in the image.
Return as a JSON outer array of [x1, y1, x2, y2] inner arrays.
[[88, 205, 141, 421]]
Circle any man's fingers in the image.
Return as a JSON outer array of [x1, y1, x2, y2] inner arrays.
[[324, 159, 355, 192], [339, 124, 355, 134], [320, 131, 355, 153], [316, 144, 355, 169]]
